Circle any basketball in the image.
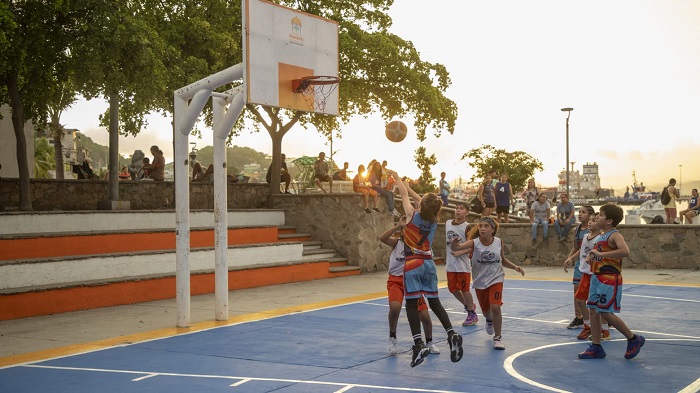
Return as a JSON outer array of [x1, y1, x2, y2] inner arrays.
[[385, 120, 408, 142]]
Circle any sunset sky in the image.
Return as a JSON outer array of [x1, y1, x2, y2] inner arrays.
[[62, 0, 700, 195]]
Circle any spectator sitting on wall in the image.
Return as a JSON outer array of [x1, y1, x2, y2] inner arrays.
[[332, 162, 350, 181]]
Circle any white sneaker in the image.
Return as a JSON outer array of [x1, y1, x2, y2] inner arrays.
[[427, 341, 441, 354], [388, 337, 398, 356], [486, 321, 494, 335], [390, 209, 402, 218], [493, 335, 505, 350]]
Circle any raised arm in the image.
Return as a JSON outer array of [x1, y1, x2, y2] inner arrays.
[[379, 215, 407, 247], [388, 170, 415, 217]]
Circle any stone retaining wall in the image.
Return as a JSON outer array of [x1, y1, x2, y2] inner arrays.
[[0, 178, 269, 210]]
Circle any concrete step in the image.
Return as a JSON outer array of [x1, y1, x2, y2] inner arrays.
[[278, 232, 312, 242], [302, 248, 336, 260], [302, 240, 322, 250]]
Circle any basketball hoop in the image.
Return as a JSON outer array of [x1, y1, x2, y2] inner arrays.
[[292, 75, 340, 113]]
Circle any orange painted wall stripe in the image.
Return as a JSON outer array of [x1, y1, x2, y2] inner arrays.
[[0, 227, 279, 260], [0, 261, 360, 321]]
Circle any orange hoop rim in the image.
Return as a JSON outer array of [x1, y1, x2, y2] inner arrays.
[[292, 75, 340, 93]]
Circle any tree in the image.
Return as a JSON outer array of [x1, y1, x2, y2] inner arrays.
[[461, 145, 543, 194], [1, 1, 77, 210], [33, 137, 55, 179], [412, 146, 438, 194], [46, 79, 76, 180]]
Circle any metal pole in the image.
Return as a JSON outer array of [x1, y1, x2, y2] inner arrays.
[[679, 164, 682, 192], [561, 108, 574, 196]]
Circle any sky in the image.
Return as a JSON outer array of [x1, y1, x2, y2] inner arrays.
[[61, 0, 700, 195]]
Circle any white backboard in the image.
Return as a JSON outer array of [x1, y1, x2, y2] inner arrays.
[[242, 0, 339, 115]]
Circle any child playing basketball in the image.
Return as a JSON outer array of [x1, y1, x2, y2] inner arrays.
[[380, 216, 439, 357], [445, 201, 478, 326], [387, 170, 463, 367], [578, 204, 645, 359], [450, 217, 524, 350], [563, 211, 610, 341], [562, 206, 592, 330]]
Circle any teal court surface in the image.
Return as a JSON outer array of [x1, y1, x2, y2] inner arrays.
[[1, 279, 699, 393]]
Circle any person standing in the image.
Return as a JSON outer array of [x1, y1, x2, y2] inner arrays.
[[388, 169, 463, 367], [554, 193, 576, 241], [380, 212, 439, 356], [477, 174, 496, 218], [313, 152, 333, 192], [662, 178, 681, 224], [521, 178, 539, 217], [494, 173, 514, 223], [450, 217, 525, 350], [439, 172, 451, 206], [578, 204, 645, 360], [530, 193, 551, 245], [445, 201, 479, 326]]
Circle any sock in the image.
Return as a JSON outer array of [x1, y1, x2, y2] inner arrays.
[[628, 334, 637, 341], [593, 343, 602, 347], [426, 336, 433, 343], [486, 319, 493, 324], [413, 334, 424, 345], [445, 328, 455, 337], [389, 332, 396, 339]]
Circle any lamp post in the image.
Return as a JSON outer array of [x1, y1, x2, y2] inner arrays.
[[679, 164, 682, 192], [561, 108, 574, 196]]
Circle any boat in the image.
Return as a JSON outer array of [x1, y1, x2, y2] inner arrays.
[[511, 197, 527, 214], [627, 200, 666, 224]]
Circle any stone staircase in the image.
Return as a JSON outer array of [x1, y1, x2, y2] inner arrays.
[[0, 210, 360, 321]]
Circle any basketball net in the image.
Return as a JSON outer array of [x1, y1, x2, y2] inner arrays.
[[293, 76, 339, 114]]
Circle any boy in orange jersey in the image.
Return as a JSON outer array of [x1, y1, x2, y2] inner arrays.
[[578, 204, 645, 359]]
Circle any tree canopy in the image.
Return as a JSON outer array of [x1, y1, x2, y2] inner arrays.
[[461, 145, 544, 193]]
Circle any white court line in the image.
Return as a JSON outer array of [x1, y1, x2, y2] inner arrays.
[[508, 287, 700, 303], [678, 377, 700, 393], [504, 338, 700, 393], [23, 364, 468, 393]]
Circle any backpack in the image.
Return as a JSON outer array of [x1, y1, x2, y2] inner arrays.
[[660, 186, 671, 205]]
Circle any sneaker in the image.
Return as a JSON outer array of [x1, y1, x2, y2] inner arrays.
[[387, 337, 398, 356], [531, 238, 537, 246], [493, 335, 505, 350], [390, 209, 402, 218], [558, 235, 565, 242], [578, 344, 606, 359], [427, 341, 441, 354], [410, 341, 429, 367], [588, 329, 612, 341], [372, 207, 380, 213], [448, 333, 463, 362], [577, 324, 591, 340], [485, 320, 494, 335], [364, 208, 372, 214], [624, 335, 645, 359], [463, 311, 479, 326], [567, 317, 584, 329]]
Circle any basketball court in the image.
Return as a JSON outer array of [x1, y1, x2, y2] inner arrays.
[[1, 278, 698, 392]]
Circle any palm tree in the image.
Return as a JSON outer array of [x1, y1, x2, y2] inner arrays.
[[34, 138, 56, 179]]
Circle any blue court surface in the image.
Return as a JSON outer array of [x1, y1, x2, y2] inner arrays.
[[1, 280, 699, 392]]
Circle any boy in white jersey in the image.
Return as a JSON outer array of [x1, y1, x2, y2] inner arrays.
[[380, 216, 437, 357], [562, 206, 592, 330], [563, 211, 610, 340], [445, 201, 478, 326], [450, 217, 524, 350]]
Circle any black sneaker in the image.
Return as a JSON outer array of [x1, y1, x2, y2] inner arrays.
[[448, 333, 463, 362], [410, 341, 429, 367], [372, 207, 380, 213], [567, 317, 584, 329], [364, 208, 372, 213]]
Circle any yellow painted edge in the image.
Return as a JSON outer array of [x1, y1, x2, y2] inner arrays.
[[0, 291, 387, 368]]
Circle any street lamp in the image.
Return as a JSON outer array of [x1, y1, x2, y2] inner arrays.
[[679, 164, 682, 192], [561, 108, 574, 196]]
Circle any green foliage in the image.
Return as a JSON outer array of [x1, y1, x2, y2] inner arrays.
[[76, 132, 129, 169], [34, 138, 55, 179], [461, 145, 543, 193], [190, 145, 269, 175], [412, 146, 438, 194]]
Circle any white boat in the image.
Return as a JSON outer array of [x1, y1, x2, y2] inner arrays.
[[511, 198, 527, 214], [627, 200, 665, 224]]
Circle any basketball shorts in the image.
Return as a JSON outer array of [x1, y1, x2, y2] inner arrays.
[[586, 273, 622, 313], [447, 272, 472, 293], [484, 201, 495, 208], [474, 282, 504, 314], [496, 205, 510, 214], [574, 273, 591, 301], [572, 260, 582, 284], [315, 174, 332, 182], [404, 258, 439, 299], [387, 275, 427, 311]]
